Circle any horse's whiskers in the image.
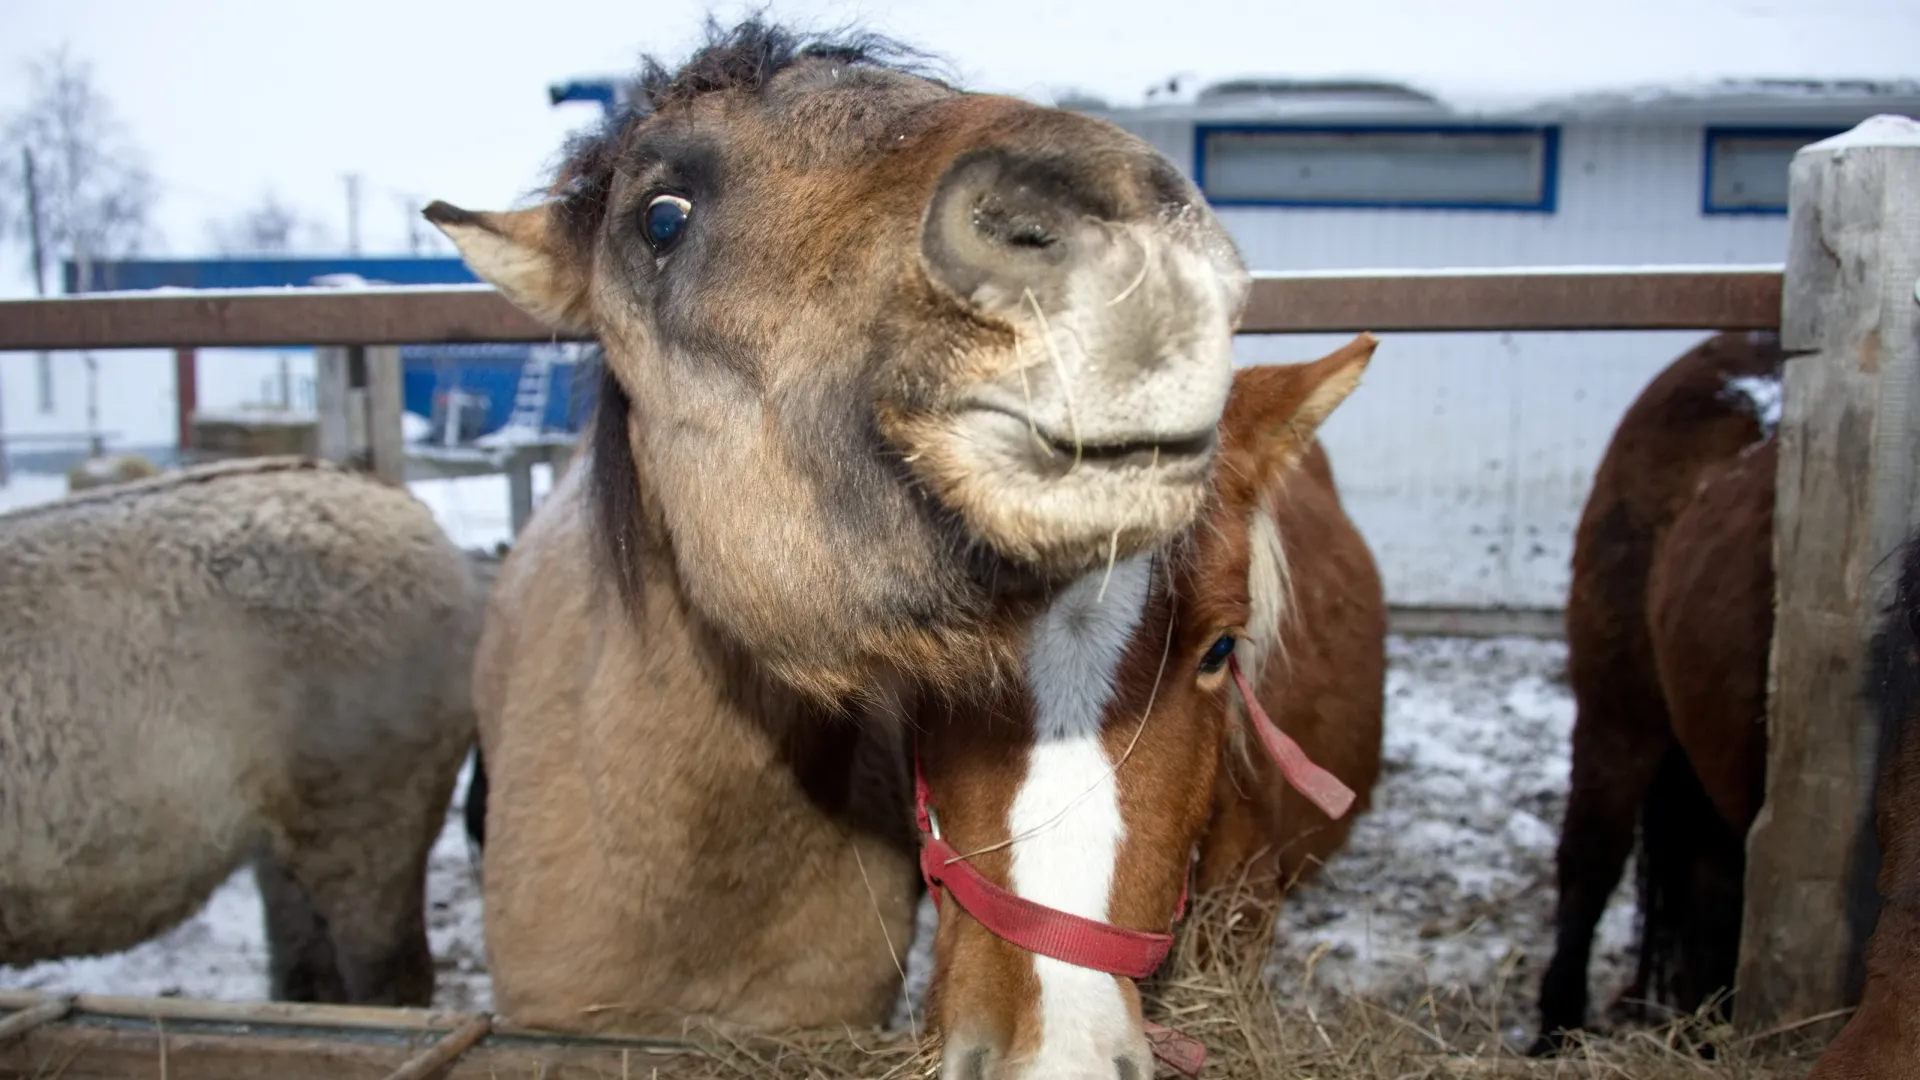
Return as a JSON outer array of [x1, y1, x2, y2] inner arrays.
[[1095, 527, 1122, 605], [1024, 287, 1083, 470]]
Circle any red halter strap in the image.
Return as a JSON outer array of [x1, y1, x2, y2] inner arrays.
[[911, 650, 1355, 1077], [912, 757, 1185, 981], [1229, 654, 1357, 819], [911, 752, 1207, 1076]]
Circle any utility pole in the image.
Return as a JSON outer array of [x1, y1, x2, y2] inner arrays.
[[398, 193, 424, 255], [343, 172, 363, 255]]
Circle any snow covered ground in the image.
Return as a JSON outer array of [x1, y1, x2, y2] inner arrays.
[[0, 468, 1633, 1039]]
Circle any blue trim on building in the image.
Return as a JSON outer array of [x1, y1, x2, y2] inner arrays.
[[64, 257, 479, 294], [1700, 125, 1849, 216], [1192, 122, 1561, 213]]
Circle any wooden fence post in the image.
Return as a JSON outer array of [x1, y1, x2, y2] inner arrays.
[[315, 346, 354, 466], [1738, 115, 1920, 1035], [365, 345, 406, 485]]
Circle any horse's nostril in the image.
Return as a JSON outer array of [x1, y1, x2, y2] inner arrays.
[[963, 1045, 993, 1080], [1114, 1055, 1144, 1080]]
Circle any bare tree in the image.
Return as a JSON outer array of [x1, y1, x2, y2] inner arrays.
[[1, 47, 155, 288], [1, 47, 156, 453], [206, 189, 332, 255]]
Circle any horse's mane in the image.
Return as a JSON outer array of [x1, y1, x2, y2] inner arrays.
[[545, 16, 940, 263]]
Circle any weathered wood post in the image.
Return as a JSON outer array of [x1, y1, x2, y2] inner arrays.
[[314, 345, 362, 467], [1738, 114, 1920, 1035], [365, 345, 406, 486], [315, 344, 406, 485]]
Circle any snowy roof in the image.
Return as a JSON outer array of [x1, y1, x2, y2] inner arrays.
[[544, 67, 1920, 128], [1079, 77, 1920, 127]]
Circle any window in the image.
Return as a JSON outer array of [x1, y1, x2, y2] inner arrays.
[[1194, 125, 1559, 211], [1703, 127, 1846, 214]]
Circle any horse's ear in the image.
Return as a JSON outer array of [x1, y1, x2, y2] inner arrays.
[[1224, 332, 1377, 487], [424, 201, 592, 334]]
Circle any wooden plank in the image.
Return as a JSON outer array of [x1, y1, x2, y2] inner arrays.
[[1238, 266, 1784, 333], [1737, 118, 1920, 1036], [366, 344, 407, 485], [0, 990, 471, 1033], [0, 997, 71, 1044], [381, 1013, 491, 1080], [0, 990, 701, 1080], [0, 1024, 698, 1080], [0, 267, 1783, 350]]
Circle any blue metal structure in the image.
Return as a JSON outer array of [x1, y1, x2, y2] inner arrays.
[[51, 76, 625, 447], [65, 257, 479, 294], [62, 256, 591, 442]]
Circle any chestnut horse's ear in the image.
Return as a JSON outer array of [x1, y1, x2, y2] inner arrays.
[[1223, 332, 1378, 488], [423, 201, 592, 334]]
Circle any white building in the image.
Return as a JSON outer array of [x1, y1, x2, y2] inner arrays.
[[1079, 79, 1920, 618]]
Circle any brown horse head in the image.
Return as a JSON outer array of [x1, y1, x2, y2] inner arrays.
[[916, 337, 1376, 1079], [427, 19, 1248, 699]]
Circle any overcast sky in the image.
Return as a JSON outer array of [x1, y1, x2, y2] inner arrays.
[[2, 0, 1916, 297]]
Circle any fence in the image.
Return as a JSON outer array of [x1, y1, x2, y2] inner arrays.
[[0, 118, 1912, 1047]]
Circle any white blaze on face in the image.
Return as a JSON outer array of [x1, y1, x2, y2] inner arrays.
[[1005, 554, 1155, 1075]]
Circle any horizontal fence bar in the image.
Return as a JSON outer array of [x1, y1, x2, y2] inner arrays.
[[0, 266, 1783, 351]]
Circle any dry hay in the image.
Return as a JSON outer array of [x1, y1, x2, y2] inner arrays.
[[641, 888, 1829, 1080]]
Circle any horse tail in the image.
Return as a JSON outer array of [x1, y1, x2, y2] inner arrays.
[[1634, 743, 1746, 1022]]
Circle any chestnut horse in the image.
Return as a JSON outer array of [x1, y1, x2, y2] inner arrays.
[[1808, 531, 1920, 1079], [1533, 330, 1786, 1052], [916, 338, 1387, 1078], [430, 20, 1249, 1036]]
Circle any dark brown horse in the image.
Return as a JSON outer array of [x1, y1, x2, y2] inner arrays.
[[1533, 330, 1786, 1052], [1806, 532, 1920, 1079]]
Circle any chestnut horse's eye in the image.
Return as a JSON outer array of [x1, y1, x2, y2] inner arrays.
[[1198, 635, 1236, 674], [642, 194, 692, 251]]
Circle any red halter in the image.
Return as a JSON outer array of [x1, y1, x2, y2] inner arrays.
[[912, 652, 1356, 1077]]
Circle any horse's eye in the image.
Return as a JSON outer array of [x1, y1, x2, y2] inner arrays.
[[1198, 635, 1236, 674], [642, 194, 692, 251]]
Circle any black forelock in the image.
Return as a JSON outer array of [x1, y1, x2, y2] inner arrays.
[[542, 14, 944, 260]]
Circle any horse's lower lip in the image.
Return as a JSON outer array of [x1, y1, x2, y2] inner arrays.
[[958, 405, 1218, 466]]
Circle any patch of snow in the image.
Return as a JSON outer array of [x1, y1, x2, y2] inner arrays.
[[473, 424, 564, 449], [0, 473, 70, 516], [1723, 373, 1783, 437], [407, 470, 554, 552], [1808, 114, 1920, 151], [402, 411, 434, 443], [191, 408, 316, 427], [1262, 637, 1637, 1038]]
